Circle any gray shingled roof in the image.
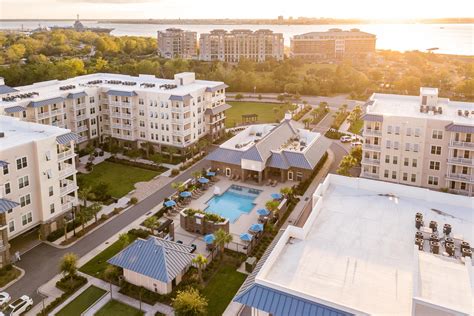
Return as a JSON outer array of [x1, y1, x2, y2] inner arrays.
[[4, 105, 26, 113], [107, 90, 137, 97], [283, 151, 313, 169], [205, 83, 229, 92], [29, 97, 65, 108], [0, 198, 19, 213], [67, 92, 88, 99], [108, 237, 194, 283], [169, 94, 192, 102], [56, 132, 79, 145], [445, 123, 474, 133], [242, 146, 263, 162], [204, 103, 231, 115], [303, 136, 332, 168], [267, 152, 290, 169], [0, 85, 18, 95], [206, 148, 243, 165]]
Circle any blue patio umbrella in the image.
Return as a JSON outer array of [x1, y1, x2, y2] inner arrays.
[[203, 234, 215, 244], [198, 177, 210, 184], [271, 193, 283, 200], [257, 208, 270, 216], [164, 200, 176, 207], [249, 223, 264, 233], [206, 171, 216, 177], [240, 233, 253, 242], [180, 191, 192, 198]]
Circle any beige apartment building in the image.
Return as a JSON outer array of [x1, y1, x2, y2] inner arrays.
[[0, 116, 78, 267], [361, 87, 473, 196], [199, 29, 284, 62], [157, 28, 197, 59], [290, 28, 376, 61], [0, 73, 229, 153]]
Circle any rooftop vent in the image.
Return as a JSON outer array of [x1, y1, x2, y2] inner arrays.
[[87, 80, 103, 85], [430, 241, 440, 254], [443, 223, 451, 235], [59, 85, 76, 91], [141, 83, 156, 88], [107, 80, 122, 85], [122, 81, 137, 86], [159, 84, 177, 90], [0, 132, 4, 138], [2, 91, 39, 102]]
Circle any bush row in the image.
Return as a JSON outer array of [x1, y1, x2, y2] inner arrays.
[[37, 275, 87, 316], [292, 105, 312, 121], [294, 152, 329, 195], [106, 156, 168, 173]]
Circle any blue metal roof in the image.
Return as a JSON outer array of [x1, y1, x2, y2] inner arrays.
[[205, 83, 229, 92], [204, 103, 232, 115], [0, 198, 19, 213], [206, 148, 243, 165], [242, 146, 263, 162], [67, 91, 88, 99], [108, 237, 194, 283], [56, 132, 79, 145], [0, 85, 17, 95], [445, 123, 474, 133], [107, 90, 137, 97], [3, 105, 25, 113], [29, 97, 64, 108], [267, 152, 290, 169], [283, 151, 312, 170], [169, 94, 192, 102]]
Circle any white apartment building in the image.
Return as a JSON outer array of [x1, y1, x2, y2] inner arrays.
[[361, 87, 473, 196], [0, 73, 230, 152], [199, 29, 284, 63], [157, 28, 197, 59], [0, 116, 78, 266]]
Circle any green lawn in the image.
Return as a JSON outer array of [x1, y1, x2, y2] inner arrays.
[[95, 300, 143, 316], [202, 264, 247, 316], [226, 101, 288, 128], [77, 161, 159, 198], [79, 234, 137, 279], [349, 119, 364, 134], [56, 285, 106, 316]]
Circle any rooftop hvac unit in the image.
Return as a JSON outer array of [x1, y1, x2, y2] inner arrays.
[[443, 223, 452, 235], [430, 234, 439, 242], [0, 132, 4, 138], [415, 217, 423, 229], [415, 238, 424, 250], [429, 221, 438, 232], [415, 232, 423, 240], [446, 243, 455, 256], [430, 241, 440, 254], [461, 241, 470, 251], [462, 248, 472, 258]]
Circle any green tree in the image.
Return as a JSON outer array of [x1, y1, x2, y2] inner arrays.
[[118, 233, 130, 248], [172, 288, 208, 316], [103, 265, 119, 299], [6, 44, 26, 62], [280, 187, 293, 199], [78, 186, 92, 208], [89, 202, 102, 223], [302, 117, 312, 129], [171, 181, 185, 192], [59, 252, 78, 283], [337, 154, 358, 176], [143, 216, 158, 235], [214, 228, 233, 260], [166, 147, 178, 163], [265, 200, 280, 218], [192, 171, 202, 179], [192, 254, 208, 284]]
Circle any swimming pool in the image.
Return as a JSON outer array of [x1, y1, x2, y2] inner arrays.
[[206, 185, 262, 223]]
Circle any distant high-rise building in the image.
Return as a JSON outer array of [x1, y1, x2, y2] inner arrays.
[[199, 29, 284, 63], [157, 28, 197, 59], [290, 28, 376, 61]]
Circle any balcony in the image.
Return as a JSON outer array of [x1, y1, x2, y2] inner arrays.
[[58, 149, 75, 161], [112, 133, 134, 141], [362, 143, 381, 151], [361, 172, 380, 180], [361, 158, 380, 165], [171, 106, 191, 113], [171, 117, 192, 124], [74, 103, 87, 111], [73, 114, 88, 121], [449, 141, 474, 149], [78, 136, 88, 143], [446, 173, 474, 183], [447, 157, 474, 166], [172, 129, 191, 137], [363, 129, 382, 137], [58, 163, 76, 178], [60, 180, 78, 196], [448, 188, 472, 196], [76, 125, 88, 133]]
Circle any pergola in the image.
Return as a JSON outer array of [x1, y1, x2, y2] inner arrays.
[[242, 113, 258, 125]]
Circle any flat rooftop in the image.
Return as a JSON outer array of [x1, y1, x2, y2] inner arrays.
[[367, 92, 474, 125], [0, 116, 69, 149], [256, 175, 474, 315]]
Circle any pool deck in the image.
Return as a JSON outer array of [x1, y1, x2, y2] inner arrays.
[[165, 176, 287, 250]]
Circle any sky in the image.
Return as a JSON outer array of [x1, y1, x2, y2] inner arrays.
[[0, 0, 472, 20]]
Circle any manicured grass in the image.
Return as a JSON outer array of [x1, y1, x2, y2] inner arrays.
[[0, 265, 21, 287], [56, 285, 106, 316], [95, 300, 144, 316], [202, 263, 247, 316], [226, 101, 288, 128], [79, 234, 137, 279], [77, 161, 159, 198], [349, 119, 364, 134]]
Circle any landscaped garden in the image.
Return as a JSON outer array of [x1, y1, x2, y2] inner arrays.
[[94, 300, 144, 316], [77, 161, 160, 198], [56, 285, 106, 316], [0, 264, 21, 287]]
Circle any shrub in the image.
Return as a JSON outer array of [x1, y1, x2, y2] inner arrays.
[[234, 93, 243, 100], [56, 275, 87, 293], [85, 162, 94, 171], [129, 197, 138, 205], [47, 229, 65, 242], [112, 207, 123, 215], [294, 152, 328, 195], [171, 169, 180, 176], [120, 281, 162, 305], [128, 228, 150, 239], [105, 157, 168, 173], [100, 214, 109, 221]]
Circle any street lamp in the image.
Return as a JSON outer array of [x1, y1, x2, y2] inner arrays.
[[72, 202, 77, 237], [37, 289, 46, 316]]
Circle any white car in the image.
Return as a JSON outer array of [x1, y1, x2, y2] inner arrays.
[[351, 141, 363, 148], [340, 136, 352, 143], [0, 292, 10, 307], [0, 295, 33, 316]]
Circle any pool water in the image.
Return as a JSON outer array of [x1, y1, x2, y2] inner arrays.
[[206, 185, 261, 223]]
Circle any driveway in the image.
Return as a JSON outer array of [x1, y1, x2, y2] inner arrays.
[[6, 159, 210, 305]]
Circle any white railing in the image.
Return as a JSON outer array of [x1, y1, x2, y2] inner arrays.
[[59, 165, 76, 178], [449, 141, 474, 149], [60, 182, 77, 195], [446, 173, 474, 183], [76, 125, 88, 133], [447, 157, 474, 165], [362, 143, 381, 151], [361, 158, 380, 165], [361, 172, 380, 179], [61, 201, 73, 212], [363, 129, 382, 136], [78, 136, 88, 143], [74, 114, 88, 121], [58, 149, 74, 160]]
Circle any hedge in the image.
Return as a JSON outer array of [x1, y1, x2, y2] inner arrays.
[[37, 275, 87, 316], [106, 157, 168, 173], [295, 152, 328, 195]]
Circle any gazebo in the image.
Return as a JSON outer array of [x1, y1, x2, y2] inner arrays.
[[242, 113, 258, 125]]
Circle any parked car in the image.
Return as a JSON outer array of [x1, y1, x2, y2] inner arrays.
[[340, 136, 352, 143], [0, 292, 11, 307], [351, 141, 363, 148], [0, 295, 33, 316]]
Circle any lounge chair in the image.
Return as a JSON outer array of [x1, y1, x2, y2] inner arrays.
[[271, 180, 277, 187], [266, 179, 272, 186]]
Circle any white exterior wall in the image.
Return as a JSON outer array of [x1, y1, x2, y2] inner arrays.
[[123, 269, 187, 294]]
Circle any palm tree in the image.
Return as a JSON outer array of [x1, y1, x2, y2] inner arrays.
[[337, 155, 358, 176], [89, 202, 102, 223], [118, 233, 130, 248], [192, 171, 202, 180], [171, 181, 185, 192], [197, 138, 209, 155], [280, 187, 293, 199], [78, 186, 92, 208], [192, 254, 208, 284], [59, 252, 78, 283], [272, 106, 280, 119], [302, 117, 312, 129], [166, 146, 178, 163], [265, 200, 280, 219], [214, 229, 233, 260], [77, 206, 91, 232], [143, 216, 158, 235], [104, 265, 119, 299]]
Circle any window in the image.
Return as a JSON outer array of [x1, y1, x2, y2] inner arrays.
[[394, 142, 399, 150], [386, 140, 391, 149], [403, 173, 408, 181], [18, 175, 29, 189], [20, 194, 31, 207], [384, 170, 389, 178], [405, 143, 411, 151], [2, 164, 8, 175], [16, 157, 27, 170], [21, 212, 32, 226], [430, 146, 441, 155], [385, 155, 390, 163], [393, 156, 398, 165], [49, 186, 54, 196], [411, 174, 416, 183], [89, 96, 95, 103], [392, 171, 397, 179], [387, 125, 392, 134], [412, 159, 418, 168], [432, 130, 443, 140], [288, 171, 294, 181], [45, 151, 51, 161], [46, 169, 52, 179], [50, 203, 55, 214], [404, 158, 409, 166], [394, 126, 400, 135], [414, 128, 421, 137], [4, 183, 11, 195], [413, 144, 419, 153], [406, 128, 412, 136], [139, 98, 144, 105], [429, 161, 440, 170], [296, 172, 303, 181], [428, 176, 439, 186], [8, 221, 14, 233], [225, 168, 231, 177]]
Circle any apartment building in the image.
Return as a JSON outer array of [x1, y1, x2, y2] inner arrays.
[[361, 87, 474, 196], [0, 73, 229, 152], [157, 28, 197, 59], [199, 29, 284, 62], [0, 116, 78, 267], [290, 28, 376, 61]]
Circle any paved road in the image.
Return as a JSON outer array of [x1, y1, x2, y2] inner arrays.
[[7, 159, 210, 305]]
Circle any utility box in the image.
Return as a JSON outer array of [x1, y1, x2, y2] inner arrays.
[[245, 257, 257, 273]]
